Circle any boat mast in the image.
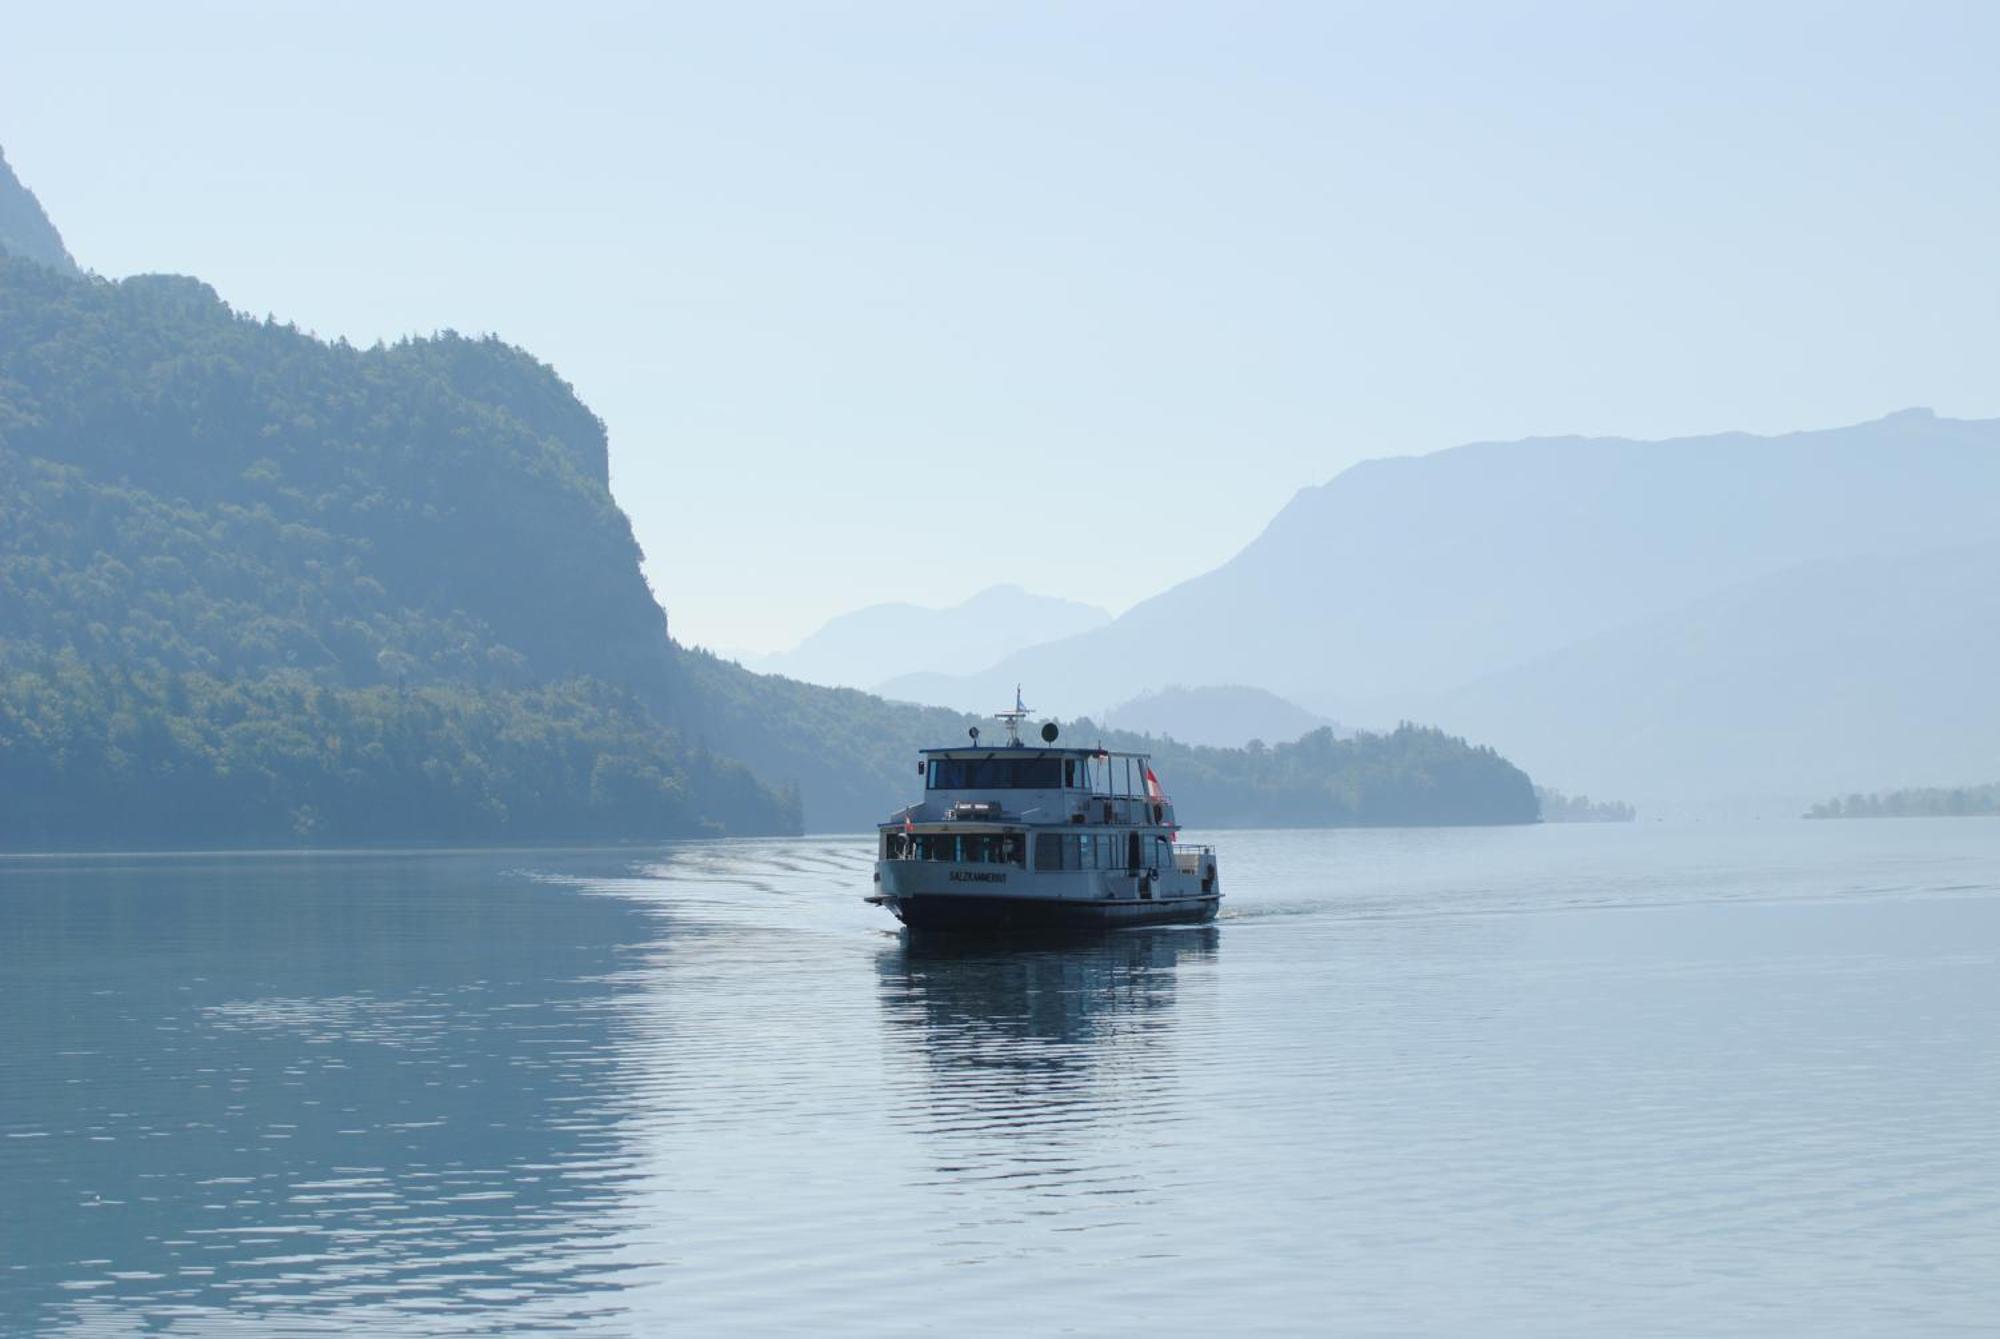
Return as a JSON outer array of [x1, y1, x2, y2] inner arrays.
[[997, 684, 1030, 747]]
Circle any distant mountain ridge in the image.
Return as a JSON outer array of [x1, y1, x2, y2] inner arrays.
[[1415, 540, 2000, 814], [0, 147, 78, 274], [882, 410, 2000, 810], [1100, 684, 1338, 749], [755, 584, 1109, 693], [897, 409, 2000, 711]]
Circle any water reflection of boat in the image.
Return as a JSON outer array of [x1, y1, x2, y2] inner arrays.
[[875, 927, 1218, 1193], [877, 926, 1220, 1066]]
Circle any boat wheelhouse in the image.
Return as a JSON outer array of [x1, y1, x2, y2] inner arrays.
[[867, 701, 1221, 931]]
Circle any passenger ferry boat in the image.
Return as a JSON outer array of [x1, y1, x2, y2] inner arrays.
[[867, 694, 1221, 931]]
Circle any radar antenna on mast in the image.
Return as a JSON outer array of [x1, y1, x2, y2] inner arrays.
[[996, 684, 1031, 746]]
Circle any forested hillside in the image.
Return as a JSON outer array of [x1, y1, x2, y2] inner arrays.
[[1807, 783, 2000, 819], [0, 664, 786, 847], [0, 255, 795, 842], [1082, 721, 1538, 828], [0, 262, 663, 689], [672, 648, 981, 830]]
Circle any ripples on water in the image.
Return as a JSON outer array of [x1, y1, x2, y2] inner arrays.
[[2, 823, 1997, 1335]]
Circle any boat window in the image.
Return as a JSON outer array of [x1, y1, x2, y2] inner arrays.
[[926, 757, 1064, 789], [1035, 834, 1063, 870], [1064, 834, 1081, 870], [1063, 759, 1076, 788], [913, 833, 956, 862], [891, 831, 1030, 865], [966, 833, 1025, 866]]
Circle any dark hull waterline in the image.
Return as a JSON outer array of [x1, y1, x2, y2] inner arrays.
[[883, 893, 1220, 932]]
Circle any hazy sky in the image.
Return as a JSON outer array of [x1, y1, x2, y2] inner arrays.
[[4, 2, 1997, 653]]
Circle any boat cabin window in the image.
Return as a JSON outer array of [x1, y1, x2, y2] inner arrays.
[[927, 756, 1063, 790], [883, 831, 1024, 866], [1070, 755, 1149, 797], [921, 752, 1156, 796], [1032, 832, 1140, 871]]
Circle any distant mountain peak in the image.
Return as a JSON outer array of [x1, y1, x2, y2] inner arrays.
[[755, 585, 1112, 692], [1101, 684, 1340, 749], [964, 582, 1031, 602], [0, 146, 80, 275]]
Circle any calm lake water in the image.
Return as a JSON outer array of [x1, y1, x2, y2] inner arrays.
[[3, 822, 1997, 1336]]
